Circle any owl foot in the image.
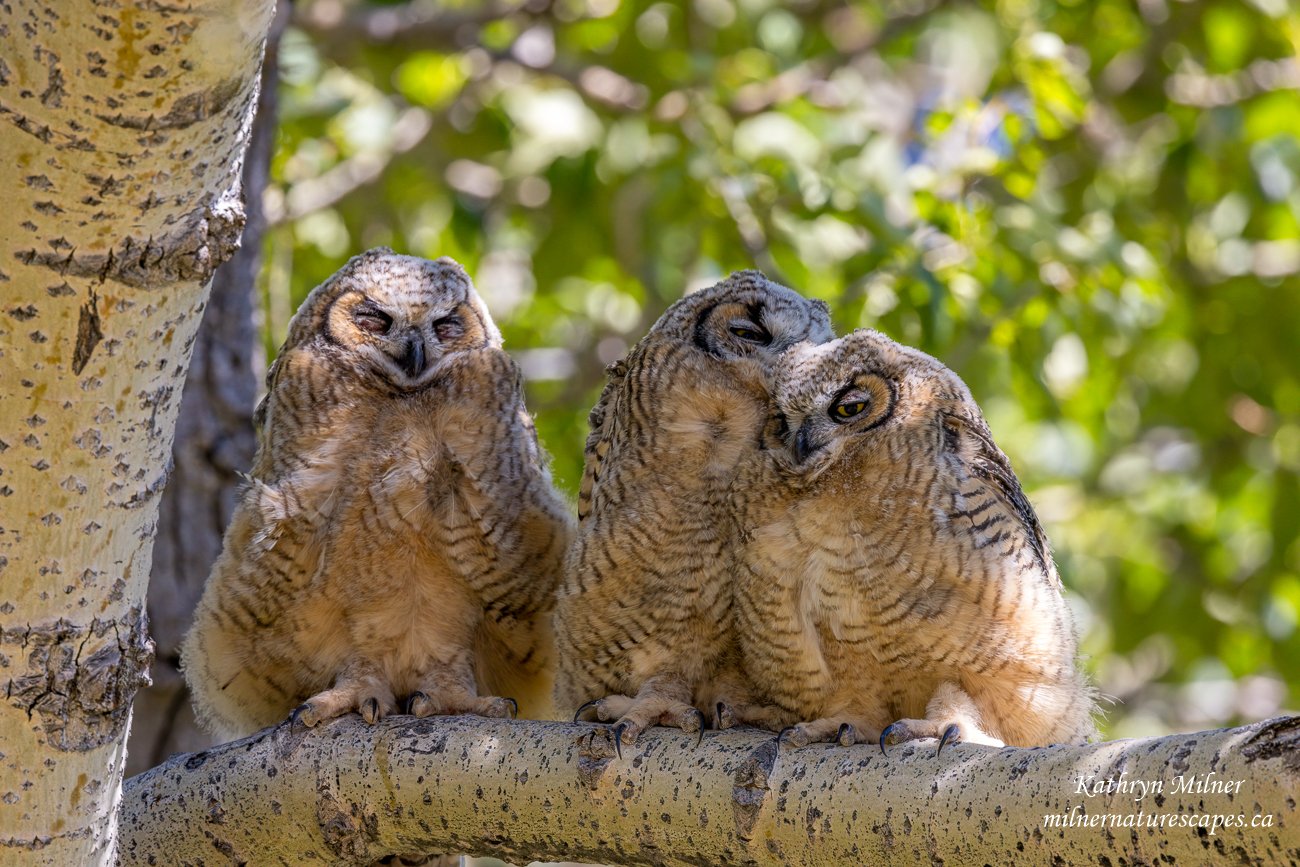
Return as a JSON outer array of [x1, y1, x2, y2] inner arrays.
[[291, 683, 398, 728], [406, 689, 517, 720], [879, 718, 1004, 756], [714, 700, 793, 731], [576, 693, 706, 751], [776, 716, 880, 748]]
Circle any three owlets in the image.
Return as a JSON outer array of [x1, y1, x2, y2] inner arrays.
[[182, 248, 1097, 752]]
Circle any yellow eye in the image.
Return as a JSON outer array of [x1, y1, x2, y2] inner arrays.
[[729, 324, 771, 344], [834, 400, 866, 419]]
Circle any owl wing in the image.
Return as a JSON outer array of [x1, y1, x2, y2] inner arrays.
[[242, 345, 348, 562], [944, 411, 1058, 588], [576, 357, 628, 522]]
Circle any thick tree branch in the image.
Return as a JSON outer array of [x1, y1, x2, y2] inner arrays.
[[120, 715, 1300, 865]]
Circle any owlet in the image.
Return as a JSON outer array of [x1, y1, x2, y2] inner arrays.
[[554, 272, 833, 749], [181, 249, 573, 740], [735, 329, 1097, 750]]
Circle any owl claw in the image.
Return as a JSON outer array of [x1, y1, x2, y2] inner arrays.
[[612, 722, 629, 759], [837, 723, 856, 747], [504, 697, 518, 719], [937, 723, 960, 756], [687, 708, 706, 747], [776, 726, 797, 749], [880, 722, 900, 756], [715, 702, 728, 729], [574, 698, 601, 723], [407, 691, 429, 715], [361, 697, 381, 724], [289, 702, 313, 729]]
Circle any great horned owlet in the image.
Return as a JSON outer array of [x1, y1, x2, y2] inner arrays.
[[735, 328, 1097, 749], [181, 249, 573, 740], [553, 272, 833, 749]]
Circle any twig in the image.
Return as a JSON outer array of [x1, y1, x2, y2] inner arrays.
[[294, 0, 529, 52], [1166, 57, 1300, 107], [265, 106, 434, 225]]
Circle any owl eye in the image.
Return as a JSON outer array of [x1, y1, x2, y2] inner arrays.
[[433, 316, 464, 340], [354, 306, 392, 335], [831, 397, 868, 421], [729, 321, 771, 344]]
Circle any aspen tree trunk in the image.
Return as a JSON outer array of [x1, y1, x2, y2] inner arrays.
[[124, 0, 289, 779], [0, 2, 275, 862]]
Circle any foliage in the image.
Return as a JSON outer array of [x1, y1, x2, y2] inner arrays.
[[263, 0, 1300, 736]]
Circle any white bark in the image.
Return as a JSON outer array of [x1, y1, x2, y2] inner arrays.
[[0, 1, 275, 862], [119, 714, 1300, 866]]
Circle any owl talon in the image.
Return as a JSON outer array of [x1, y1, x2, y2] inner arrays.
[[687, 708, 706, 747], [837, 723, 856, 747], [361, 697, 381, 724], [289, 702, 314, 729], [937, 723, 960, 756], [407, 691, 429, 715], [612, 721, 630, 759], [715, 702, 728, 729], [776, 726, 797, 749], [879, 722, 900, 756], [505, 697, 518, 720], [574, 698, 601, 723]]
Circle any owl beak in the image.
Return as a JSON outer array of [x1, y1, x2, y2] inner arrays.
[[397, 333, 426, 378]]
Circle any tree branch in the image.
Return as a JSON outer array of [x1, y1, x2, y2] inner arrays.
[[1166, 57, 1300, 108], [265, 106, 434, 225], [294, 0, 530, 53], [119, 715, 1300, 865]]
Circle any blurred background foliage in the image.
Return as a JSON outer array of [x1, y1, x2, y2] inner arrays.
[[259, 0, 1299, 737]]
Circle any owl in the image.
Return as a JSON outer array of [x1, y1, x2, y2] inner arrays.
[[734, 328, 1097, 750], [553, 271, 834, 749], [181, 248, 573, 740]]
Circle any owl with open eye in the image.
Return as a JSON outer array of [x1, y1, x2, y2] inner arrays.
[[553, 271, 834, 749], [735, 328, 1097, 750], [181, 248, 573, 740]]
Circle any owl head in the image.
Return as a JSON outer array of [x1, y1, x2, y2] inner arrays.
[[651, 271, 833, 363], [769, 328, 982, 480], [284, 248, 502, 387]]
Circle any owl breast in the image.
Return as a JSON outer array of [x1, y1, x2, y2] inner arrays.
[[674, 396, 765, 480]]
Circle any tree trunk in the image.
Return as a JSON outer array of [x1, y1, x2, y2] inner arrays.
[[0, 2, 275, 862], [119, 715, 1300, 866], [125, 0, 288, 780]]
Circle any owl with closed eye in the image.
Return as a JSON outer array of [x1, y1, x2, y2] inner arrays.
[[553, 271, 834, 749], [181, 248, 573, 739], [735, 328, 1097, 750]]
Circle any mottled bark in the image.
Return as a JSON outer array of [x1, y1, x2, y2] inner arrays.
[[125, 0, 288, 780], [120, 715, 1300, 866], [0, 1, 275, 863]]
